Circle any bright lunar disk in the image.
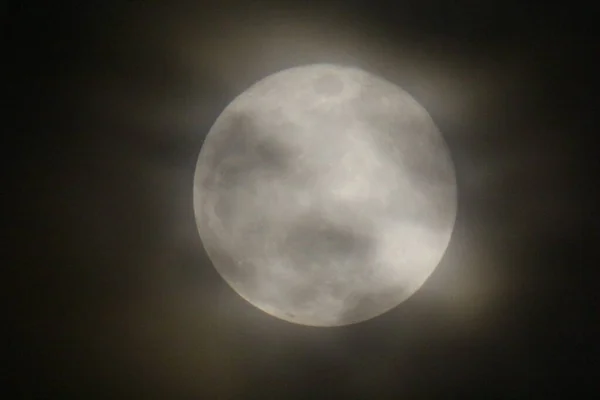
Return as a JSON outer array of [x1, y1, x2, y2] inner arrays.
[[194, 64, 457, 327]]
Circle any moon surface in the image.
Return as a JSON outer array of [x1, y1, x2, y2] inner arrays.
[[194, 64, 457, 327]]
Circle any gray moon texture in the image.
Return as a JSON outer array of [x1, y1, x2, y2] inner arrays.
[[194, 64, 457, 327]]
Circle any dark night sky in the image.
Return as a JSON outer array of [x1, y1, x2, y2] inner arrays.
[[8, 1, 597, 398]]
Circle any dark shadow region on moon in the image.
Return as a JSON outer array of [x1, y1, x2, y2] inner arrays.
[[283, 214, 376, 279], [206, 208, 381, 319], [198, 111, 297, 193]]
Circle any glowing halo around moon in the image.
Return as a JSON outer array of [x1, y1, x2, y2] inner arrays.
[[193, 64, 457, 327]]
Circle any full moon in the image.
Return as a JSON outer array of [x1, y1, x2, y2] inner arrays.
[[194, 64, 457, 327]]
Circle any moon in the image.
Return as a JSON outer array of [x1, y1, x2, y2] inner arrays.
[[194, 64, 457, 327]]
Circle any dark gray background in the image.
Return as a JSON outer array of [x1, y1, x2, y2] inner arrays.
[[8, 1, 596, 398]]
